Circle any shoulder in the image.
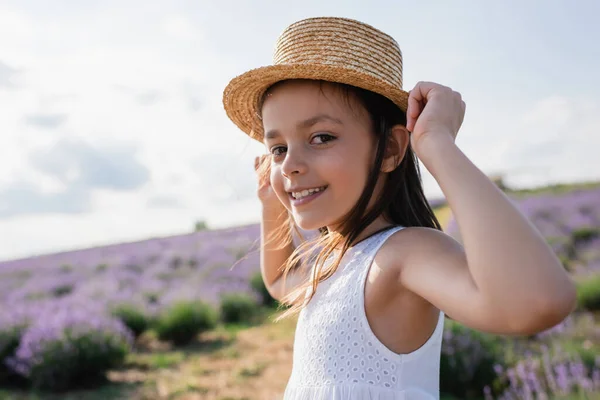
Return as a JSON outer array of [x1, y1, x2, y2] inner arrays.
[[377, 226, 466, 275]]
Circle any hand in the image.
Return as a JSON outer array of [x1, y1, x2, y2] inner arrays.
[[254, 154, 284, 210], [406, 81, 466, 156]]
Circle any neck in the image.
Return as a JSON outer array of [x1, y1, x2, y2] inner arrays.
[[329, 217, 395, 250]]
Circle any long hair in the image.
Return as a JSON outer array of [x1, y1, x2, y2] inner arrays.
[[257, 80, 441, 321]]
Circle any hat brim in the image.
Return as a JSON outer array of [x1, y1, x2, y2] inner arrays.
[[222, 63, 409, 142]]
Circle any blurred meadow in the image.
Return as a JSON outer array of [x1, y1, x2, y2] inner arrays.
[[0, 180, 599, 399], [2, 1, 600, 399]]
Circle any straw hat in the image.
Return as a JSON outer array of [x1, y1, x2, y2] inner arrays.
[[222, 17, 409, 142]]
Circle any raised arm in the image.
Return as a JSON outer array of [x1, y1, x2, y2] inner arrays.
[[260, 204, 310, 301], [397, 82, 576, 335], [256, 155, 308, 302]]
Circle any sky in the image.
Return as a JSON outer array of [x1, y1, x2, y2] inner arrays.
[[0, 0, 598, 261]]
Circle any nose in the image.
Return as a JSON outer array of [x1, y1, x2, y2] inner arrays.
[[281, 147, 308, 178]]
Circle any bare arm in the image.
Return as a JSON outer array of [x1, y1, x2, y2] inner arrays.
[[397, 81, 577, 335], [255, 153, 308, 302], [399, 138, 576, 335], [260, 204, 309, 302]]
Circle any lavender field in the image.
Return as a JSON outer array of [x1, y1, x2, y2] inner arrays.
[[0, 223, 263, 312], [445, 184, 600, 398], [0, 223, 265, 395], [0, 183, 599, 399], [447, 185, 600, 278]]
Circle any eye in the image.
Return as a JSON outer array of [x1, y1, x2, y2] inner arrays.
[[312, 133, 336, 144], [270, 146, 286, 157]]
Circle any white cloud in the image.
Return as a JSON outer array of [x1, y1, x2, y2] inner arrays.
[[490, 95, 600, 188], [521, 96, 572, 127], [161, 15, 202, 41], [0, 8, 33, 41], [0, 1, 597, 260]]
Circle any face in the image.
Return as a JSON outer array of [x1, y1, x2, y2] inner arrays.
[[261, 80, 376, 232]]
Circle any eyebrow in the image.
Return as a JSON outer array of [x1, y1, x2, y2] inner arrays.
[[264, 114, 344, 140]]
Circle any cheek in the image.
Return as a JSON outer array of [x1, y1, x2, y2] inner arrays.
[[327, 152, 368, 196], [270, 167, 289, 203], [337, 167, 368, 200]]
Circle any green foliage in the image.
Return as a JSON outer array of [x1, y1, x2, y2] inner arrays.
[[110, 304, 151, 338], [194, 220, 209, 232], [155, 301, 218, 346], [95, 263, 109, 273], [52, 284, 73, 298], [59, 264, 73, 273], [144, 352, 185, 369], [228, 245, 249, 261], [220, 294, 260, 324], [145, 292, 160, 305], [0, 324, 27, 385], [558, 254, 573, 272], [576, 275, 600, 311], [27, 330, 129, 391], [249, 272, 276, 307], [440, 321, 506, 398], [560, 339, 599, 373], [572, 227, 599, 245], [170, 256, 183, 269], [509, 181, 600, 197]]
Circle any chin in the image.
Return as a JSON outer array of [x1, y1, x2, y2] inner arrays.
[[293, 219, 320, 232], [293, 211, 341, 232], [292, 213, 325, 231]]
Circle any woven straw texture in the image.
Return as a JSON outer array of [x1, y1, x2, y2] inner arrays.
[[222, 17, 409, 142]]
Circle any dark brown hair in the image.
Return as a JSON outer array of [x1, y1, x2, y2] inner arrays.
[[257, 79, 441, 321]]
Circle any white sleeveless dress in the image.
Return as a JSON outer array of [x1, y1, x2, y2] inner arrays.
[[283, 226, 445, 399]]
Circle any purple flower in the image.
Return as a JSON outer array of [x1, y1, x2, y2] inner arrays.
[[494, 342, 600, 399], [5, 305, 133, 390]]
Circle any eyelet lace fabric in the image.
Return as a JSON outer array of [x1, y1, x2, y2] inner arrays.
[[283, 226, 445, 400]]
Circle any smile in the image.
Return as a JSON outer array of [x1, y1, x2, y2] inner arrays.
[[289, 186, 328, 206]]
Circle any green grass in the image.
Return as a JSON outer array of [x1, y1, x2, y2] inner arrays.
[[127, 351, 185, 370], [576, 275, 600, 311], [0, 383, 139, 400], [441, 394, 600, 400], [507, 180, 600, 197], [2, 275, 599, 399]]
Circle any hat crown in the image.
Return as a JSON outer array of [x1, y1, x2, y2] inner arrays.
[[222, 16, 410, 141], [273, 17, 404, 90]]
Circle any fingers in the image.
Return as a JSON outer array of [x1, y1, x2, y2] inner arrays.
[[254, 154, 269, 171], [254, 155, 272, 188], [406, 81, 464, 131], [406, 81, 433, 132], [406, 94, 422, 132]]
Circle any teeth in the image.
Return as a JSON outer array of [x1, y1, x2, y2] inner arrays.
[[292, 186, 326, 200]]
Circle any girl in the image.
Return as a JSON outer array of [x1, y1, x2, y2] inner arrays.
[[222, 17, 576, 399]]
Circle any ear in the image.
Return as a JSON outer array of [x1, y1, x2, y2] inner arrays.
[[381, 124, 410, 173]]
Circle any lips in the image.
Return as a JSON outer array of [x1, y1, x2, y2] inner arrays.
[[289, 185, 328, 206], [290, 185, 328, 200]]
